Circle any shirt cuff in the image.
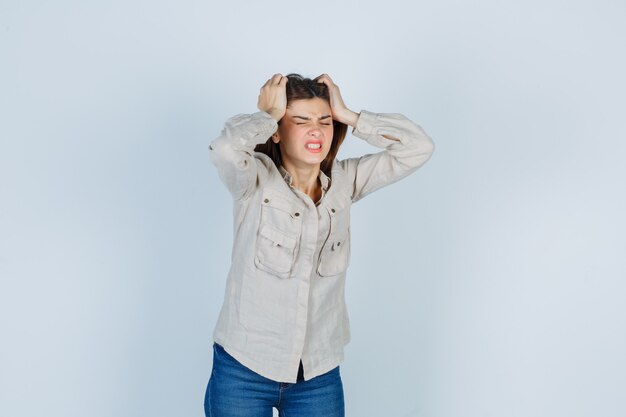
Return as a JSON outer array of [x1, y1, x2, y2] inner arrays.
[[226, 111, 278, 149], [351, 109, 379, 135], [351, 109, 400, 148], [244, 111, 279, 143]]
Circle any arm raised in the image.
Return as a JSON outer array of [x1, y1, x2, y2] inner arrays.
[[209, 111, 278, 200], [208, 74, 287, 200], [339, 110, 435, 202]]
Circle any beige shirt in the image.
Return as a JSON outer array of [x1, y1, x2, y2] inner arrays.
[[208, 109, 435, 383]]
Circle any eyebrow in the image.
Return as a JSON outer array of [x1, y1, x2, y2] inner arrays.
[[292, 115, 332, 121]]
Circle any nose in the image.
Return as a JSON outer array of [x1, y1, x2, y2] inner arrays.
[[309, 127, 322, 137]]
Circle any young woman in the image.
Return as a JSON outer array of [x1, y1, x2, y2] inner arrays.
[[205, 73, 435, 417]]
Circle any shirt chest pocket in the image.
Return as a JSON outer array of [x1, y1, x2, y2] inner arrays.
[[254, 190, 303, 279], [317, 205, 351, 278]]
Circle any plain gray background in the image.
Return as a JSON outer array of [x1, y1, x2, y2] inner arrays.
[[1, 1, 625, 416]]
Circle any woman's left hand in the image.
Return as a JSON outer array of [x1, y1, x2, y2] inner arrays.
[[314, 74, 359, 127]]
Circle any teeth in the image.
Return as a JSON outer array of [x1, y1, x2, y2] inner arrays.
[[306, 143, 321, 149]]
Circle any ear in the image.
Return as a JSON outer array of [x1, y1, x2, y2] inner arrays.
[[271, 132, 280, 144]]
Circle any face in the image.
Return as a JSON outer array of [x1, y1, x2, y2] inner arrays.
[[273, 98, 334, 170]]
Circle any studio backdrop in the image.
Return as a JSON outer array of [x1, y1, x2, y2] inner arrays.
[[1, 1, 625, 416]]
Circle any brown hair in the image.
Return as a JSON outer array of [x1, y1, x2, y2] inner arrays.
[[254, 73, 348, 177]]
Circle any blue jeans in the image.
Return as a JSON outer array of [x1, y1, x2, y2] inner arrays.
[[204, 343, 345, 417]]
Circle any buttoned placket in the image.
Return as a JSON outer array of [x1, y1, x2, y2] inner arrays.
[[291, 191, 317, 380], [278, 166, 331, 381]]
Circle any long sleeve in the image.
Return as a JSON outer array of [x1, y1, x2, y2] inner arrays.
[[338, 109, 435, 202], [209, 111, 278, 200]]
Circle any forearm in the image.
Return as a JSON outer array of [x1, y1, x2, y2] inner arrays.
[[209, 111, 278, 199], [340, 110, 435, 202], [209, 111, 277, 153], [335, 108, 360, 128], [352, 110, 434, 157]]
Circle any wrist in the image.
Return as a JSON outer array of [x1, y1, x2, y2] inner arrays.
[[337, 109, 359, 127], [264, 109, 283, 122]]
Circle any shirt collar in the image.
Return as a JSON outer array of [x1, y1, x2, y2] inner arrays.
[[279, 165, 330, 193]]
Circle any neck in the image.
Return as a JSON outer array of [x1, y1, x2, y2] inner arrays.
[[282, 160, 321, 198]]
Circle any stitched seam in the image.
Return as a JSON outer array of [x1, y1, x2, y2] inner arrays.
[[206, 375, 212, 417], [277, 383, 283, 408]]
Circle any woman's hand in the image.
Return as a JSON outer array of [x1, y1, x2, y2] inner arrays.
[[257, 74, 288, 122], [314, 74, 359, 127]]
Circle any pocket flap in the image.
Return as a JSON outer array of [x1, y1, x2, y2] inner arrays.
[[262, 188, 306, 218], [259, 224, 297, 250]]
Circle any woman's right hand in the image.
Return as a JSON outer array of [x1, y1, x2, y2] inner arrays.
[[257, 74, 288, 122]]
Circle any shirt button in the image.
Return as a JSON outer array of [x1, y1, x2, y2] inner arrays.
[[294, 212, 300, 217], [264, 198, 269, 203], [331, 208, 336, 213]]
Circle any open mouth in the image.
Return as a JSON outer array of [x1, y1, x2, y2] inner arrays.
[[305, 142, 323, 153]]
